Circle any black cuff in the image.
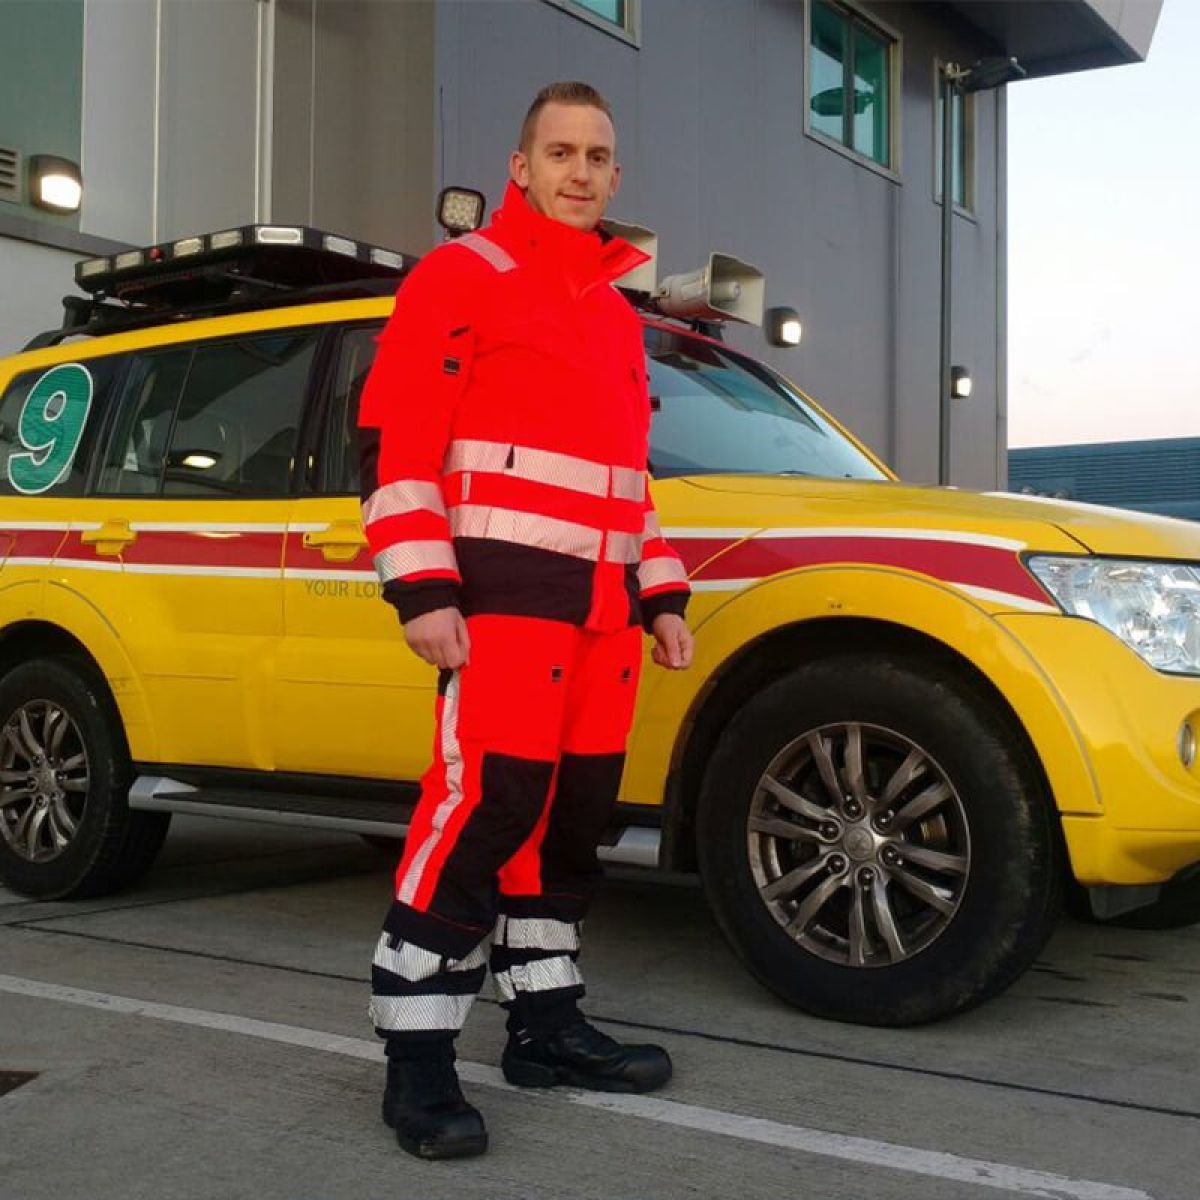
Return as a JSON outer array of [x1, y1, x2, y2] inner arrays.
[[383, 581, 463, 625], [641, 589, 689, 633]]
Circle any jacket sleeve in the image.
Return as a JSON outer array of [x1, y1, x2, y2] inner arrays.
[[357, 250, 475, 625], [638, 482, 691, 631]]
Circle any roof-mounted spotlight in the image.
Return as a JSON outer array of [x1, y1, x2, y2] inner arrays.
[[30, 155, 82, 213], [766, 306, 802, 348], [437, 187, 486, 237], [951, 365, 973, 399]]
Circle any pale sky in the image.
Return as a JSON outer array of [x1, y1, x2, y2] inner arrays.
[[1007, 0, 1199, 448]]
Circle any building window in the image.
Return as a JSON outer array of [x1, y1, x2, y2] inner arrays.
[[576, 0, 624, 24], [545, 0, 638, 42], [935, 78, 973, 209], [808, 0, 895, 169]]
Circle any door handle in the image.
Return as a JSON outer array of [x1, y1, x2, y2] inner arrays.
[[302, 523, 368, 563], [79, 521, 136, 557]]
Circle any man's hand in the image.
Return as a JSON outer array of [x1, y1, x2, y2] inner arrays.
[[405, 607, 471, 670], [650, 613, 694, 670]]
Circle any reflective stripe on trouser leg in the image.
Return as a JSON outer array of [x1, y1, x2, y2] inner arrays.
[[369, 932, 488, 1038]]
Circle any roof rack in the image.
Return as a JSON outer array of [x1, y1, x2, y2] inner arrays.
[[24, 223, 413, 350]]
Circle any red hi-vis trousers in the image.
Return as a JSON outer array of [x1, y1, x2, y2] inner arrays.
[[369, 614, 643, 1042]]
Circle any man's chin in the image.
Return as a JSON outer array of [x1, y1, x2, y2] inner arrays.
[[555, 208, 599, 231]]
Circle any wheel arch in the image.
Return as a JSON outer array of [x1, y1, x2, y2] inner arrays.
[[0, 608, 157, 762], [653, 569, 1094, 873]]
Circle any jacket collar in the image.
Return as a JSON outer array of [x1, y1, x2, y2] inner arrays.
[[489, 181, 650, 291]]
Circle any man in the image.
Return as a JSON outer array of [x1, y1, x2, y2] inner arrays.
[[357, 81, 693, 1161]]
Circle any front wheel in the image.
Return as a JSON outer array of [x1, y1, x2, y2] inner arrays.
[[696, 652, 1060, 1026], [0, 657, 169, 899]]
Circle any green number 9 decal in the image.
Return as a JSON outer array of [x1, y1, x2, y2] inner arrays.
[[8, 363, 94, 495]]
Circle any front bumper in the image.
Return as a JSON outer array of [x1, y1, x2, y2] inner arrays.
[[998, 613, 1200, 886]]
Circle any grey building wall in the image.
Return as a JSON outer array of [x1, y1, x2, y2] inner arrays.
[[271, 0, 437, 251], [435, 0, 1005, 487]]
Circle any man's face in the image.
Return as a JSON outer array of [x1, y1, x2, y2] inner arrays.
[[510, 102, 621, 231]]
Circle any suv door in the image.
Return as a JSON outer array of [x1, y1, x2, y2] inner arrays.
[[91, 327, 319, 769], [275, 322, 435, 779]]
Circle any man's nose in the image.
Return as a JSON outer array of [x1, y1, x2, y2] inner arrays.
[[569, 154, 590, 181]]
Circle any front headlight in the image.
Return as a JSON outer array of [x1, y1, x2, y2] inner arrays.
[[1027, 556, 1200, 675]]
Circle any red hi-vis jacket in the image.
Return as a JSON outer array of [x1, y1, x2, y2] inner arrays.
[[358, 183, 690, 634]]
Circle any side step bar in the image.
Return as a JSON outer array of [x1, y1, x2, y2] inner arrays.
[[128, 775, 663, 869]]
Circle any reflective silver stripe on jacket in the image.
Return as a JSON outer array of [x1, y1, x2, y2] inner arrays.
[[445, 439, 645, 504], [449, 504, 603, 560], [457, 232, 518, 273], [374, 540, 459, 582], [638, 555, 689, 592], [362, 479, 447, 525]]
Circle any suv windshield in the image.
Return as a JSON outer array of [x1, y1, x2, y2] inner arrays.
[[645, 326, 887, 481]]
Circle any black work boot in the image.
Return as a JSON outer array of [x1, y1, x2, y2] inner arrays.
[[501, 1019, 672, 1093], [382, 1044, 487, 1160]]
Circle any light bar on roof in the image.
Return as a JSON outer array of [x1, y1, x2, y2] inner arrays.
[[370, 248, 404, 270], [173, 236, 205, 258], [210, 229, 243, 250], [78, 257, 110, 279], [323, 234, 358, 258], [256, 226, 304, 245], [113, 250, 145, 272]]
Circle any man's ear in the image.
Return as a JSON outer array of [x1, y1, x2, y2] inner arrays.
[[609, 162, 622, 200], [509, 149, 530, 189]]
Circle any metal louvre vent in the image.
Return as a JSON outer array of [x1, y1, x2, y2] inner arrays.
[[0, 146, 20, 203]]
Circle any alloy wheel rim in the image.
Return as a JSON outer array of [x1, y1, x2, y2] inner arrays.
[[0, 700, 90, 863], [747, 722, 970, 967]]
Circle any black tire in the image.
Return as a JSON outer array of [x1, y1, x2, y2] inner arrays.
[[0, 657, 170, 900], [696, 652, 1061, 1026], [360, 834, 406, 856]]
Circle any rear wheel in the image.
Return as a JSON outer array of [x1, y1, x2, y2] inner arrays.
[[0, 658, 169, 899], [697, 652, 1060, 1026]]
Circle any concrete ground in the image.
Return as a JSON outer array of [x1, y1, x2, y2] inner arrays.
[[1, 815, 1197, 1200]]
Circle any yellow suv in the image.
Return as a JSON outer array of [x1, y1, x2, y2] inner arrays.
[[2, 224, 1199, 1028]]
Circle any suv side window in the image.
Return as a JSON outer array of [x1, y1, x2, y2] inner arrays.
[[322, 324, 383, 494], [0, 357, 121, 497], [99, 330, 320, 497]]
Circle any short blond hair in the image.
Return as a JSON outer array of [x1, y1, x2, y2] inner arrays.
[[519, 81, 614, 152]]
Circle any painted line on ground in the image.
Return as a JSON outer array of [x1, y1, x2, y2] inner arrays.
[[0, 972, 1152, 1200]]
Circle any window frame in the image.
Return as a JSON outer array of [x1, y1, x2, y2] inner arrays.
[[804, 0, 903, 182], [93, 324, 327, 501], [541, 0, 640, 47], [932, 59, 977, 217], [309, 319, 385, 498]]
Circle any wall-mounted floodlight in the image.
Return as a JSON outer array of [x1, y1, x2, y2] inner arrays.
[[437, 187, 486, 236], [30, 155, 82, 213], [951, 365, 972, 399], [766, 306, 802, 348]]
